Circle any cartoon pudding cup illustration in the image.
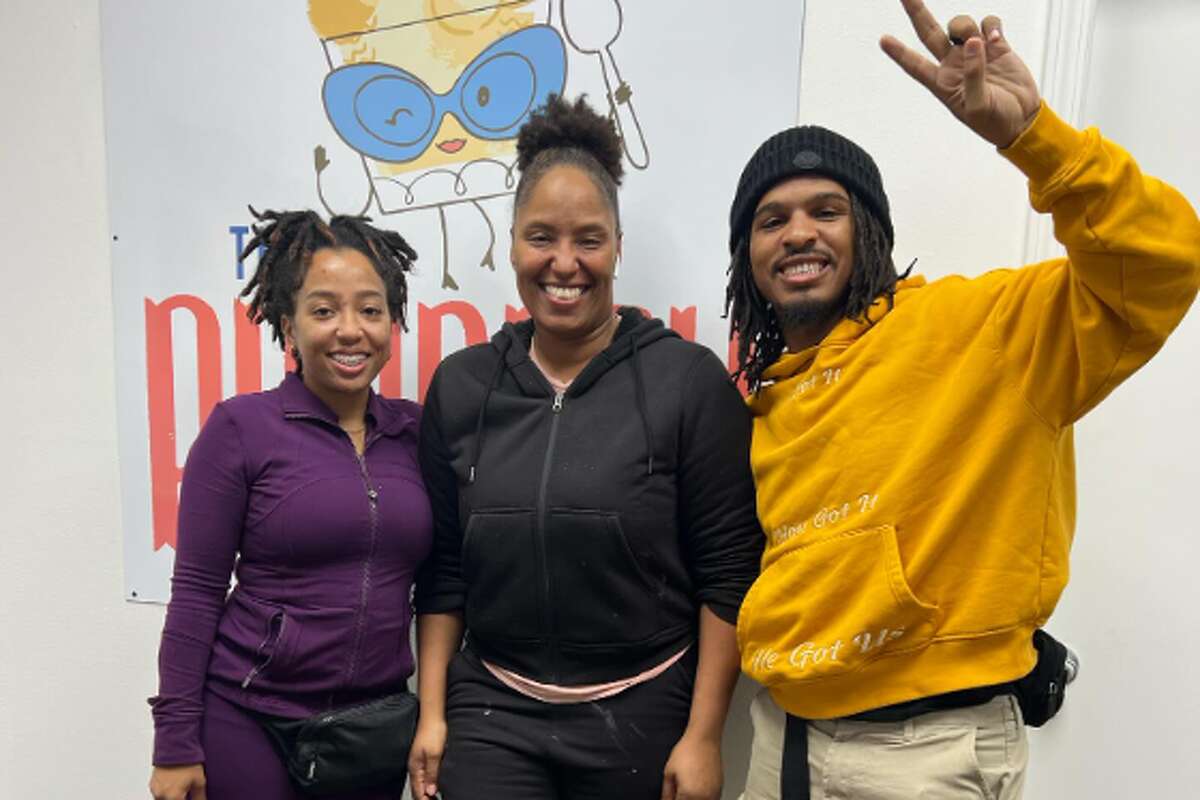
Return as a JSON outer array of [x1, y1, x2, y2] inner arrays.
[[307, 0, 647, 289], [315, 0, 567, 214], [322, 25, 566, 168], [310, 2, 566, 289]]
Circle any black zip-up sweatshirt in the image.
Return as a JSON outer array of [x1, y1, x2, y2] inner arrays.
[[415, 308, 764, 685]]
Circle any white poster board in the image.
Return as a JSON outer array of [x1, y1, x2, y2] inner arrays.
[[103, 0, 808, 601]]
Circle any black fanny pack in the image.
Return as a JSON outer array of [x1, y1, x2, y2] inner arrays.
[[845, 628, 1077, 727], [1012, 628, 1076, 727], [257, 691, 418, 796]]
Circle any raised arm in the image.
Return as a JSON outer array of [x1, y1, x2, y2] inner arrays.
[[880, 1, 1199, 425]]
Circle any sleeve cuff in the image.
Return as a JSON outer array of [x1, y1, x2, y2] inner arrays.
[[414, 590, 466, 615], [701, 597, 741, 626], [152, 721, 205, 767], [999, 101, 1091, 189]]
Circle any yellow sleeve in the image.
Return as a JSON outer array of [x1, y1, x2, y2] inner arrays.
[[989, 103, 1200, 427]]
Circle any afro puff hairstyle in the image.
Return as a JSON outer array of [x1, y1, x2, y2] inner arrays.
[[513, 94, 624, 226]]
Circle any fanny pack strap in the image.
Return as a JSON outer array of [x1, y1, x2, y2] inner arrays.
[[781, 714, 810, 800]]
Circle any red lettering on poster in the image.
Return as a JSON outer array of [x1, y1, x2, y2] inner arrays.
[[142, 296, 732, 551], [728, 331, 748, 395], [145, 295, 223, 551], [418, 301, 487, 401], [233, 299, 261, 394], [379, 325, 403, 398], [669, 306, 697, 341]]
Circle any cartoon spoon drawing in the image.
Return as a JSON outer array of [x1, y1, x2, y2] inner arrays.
[[559, 0, 649, 169]]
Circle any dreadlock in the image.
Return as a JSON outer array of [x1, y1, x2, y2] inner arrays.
[[725, 196, 910, 393], [239, 208, 417, 366]]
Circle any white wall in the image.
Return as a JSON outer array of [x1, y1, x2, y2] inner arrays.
[[0, 1, 165, 798], [0, 1, 1196, 798], [1025, 0, 1200, 796]]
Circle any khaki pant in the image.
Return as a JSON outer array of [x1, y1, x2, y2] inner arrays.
[[741, 689, 1028, 800]]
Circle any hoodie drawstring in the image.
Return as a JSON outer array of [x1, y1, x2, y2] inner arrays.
[[630, 337, 655, 476], [470, 327, 656, 483], [468, 338, 511, 484]]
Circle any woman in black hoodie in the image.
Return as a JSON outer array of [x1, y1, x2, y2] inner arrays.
[[408, 95, 763, 800]]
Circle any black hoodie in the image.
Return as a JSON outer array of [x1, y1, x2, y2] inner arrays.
[[416, 308, 763, 685]]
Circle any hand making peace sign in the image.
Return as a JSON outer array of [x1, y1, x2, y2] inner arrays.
[[880, 0, 1043, 148]]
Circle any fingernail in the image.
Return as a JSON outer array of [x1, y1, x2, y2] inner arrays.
[[989, 28, 1001, 42]]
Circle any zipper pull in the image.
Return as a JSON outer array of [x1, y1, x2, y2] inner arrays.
[[552, 392, 564, 412]]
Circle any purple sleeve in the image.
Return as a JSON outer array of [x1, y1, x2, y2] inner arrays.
[[149, 402, 248, 766]]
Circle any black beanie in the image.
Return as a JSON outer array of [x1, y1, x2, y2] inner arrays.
[[728, 126, 893, 253]]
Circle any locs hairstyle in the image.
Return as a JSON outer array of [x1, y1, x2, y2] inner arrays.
[[514, 94, 624, 226], [239, 208, 417, 366], [724, 196, 907, 393]]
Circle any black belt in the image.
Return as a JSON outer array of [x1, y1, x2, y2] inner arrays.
[[780, 714, 811, 800]]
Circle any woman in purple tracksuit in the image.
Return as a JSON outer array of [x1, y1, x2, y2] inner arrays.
[[148, 210, 432, 800]]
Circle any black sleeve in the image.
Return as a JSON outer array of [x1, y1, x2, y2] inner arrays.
[[676, 350, 765, 624], [413, 369, 468, 614]]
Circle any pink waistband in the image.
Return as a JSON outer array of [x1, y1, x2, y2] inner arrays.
[[481, 646, 691, 704]]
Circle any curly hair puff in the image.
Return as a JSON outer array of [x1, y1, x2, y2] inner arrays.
[[514, 94, 624, 226]]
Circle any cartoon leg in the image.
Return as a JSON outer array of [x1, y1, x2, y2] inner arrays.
[[438, 205, 459, 291], [472, 199, 496, 271]]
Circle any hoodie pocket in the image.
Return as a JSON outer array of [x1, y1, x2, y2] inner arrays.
[[546, 509, 662, 647], [462, 509, 542, 642], [737, 524, 938, 686]]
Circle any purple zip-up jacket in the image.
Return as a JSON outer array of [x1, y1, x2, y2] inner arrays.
[[150, 373, 432, 766]]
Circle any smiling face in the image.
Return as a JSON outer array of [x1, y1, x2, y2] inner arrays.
[[510, 164, 621, 343], [282, 247, 393, 412], [749, 175, 855, 350]]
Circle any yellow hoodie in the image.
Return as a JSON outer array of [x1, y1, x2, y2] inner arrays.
[[736, 105, 1200, 719]]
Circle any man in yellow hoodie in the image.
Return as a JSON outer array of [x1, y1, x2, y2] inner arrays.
[[727, 1, 1200, 798]]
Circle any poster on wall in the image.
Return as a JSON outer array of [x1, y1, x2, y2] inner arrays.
[[103, 0, 807, 602]]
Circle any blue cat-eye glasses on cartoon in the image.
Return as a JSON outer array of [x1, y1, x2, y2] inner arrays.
[[322, 25, 567, 164]]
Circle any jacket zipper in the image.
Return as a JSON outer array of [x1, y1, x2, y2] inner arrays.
[[344, 440, 381, 689], [535, 391, 565, 681], [280, 411, 381, 694]]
